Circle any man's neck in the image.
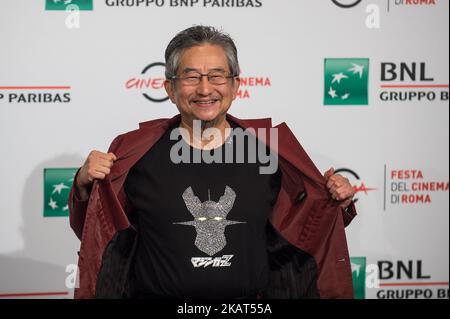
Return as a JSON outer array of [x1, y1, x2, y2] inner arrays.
[[179, 115, 231, 150]]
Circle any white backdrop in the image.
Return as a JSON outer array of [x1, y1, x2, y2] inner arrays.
[[0, 0, 448, 299]]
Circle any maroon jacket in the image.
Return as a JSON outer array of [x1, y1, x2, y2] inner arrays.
[[69, 114, 356, 299]]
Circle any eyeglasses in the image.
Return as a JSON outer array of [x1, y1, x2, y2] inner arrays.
[[169, 71, 237, 86]]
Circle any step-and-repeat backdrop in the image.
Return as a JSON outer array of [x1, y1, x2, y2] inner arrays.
[[0, 0, 448, 299]]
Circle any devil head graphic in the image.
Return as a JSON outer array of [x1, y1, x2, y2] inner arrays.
[[174, 186, 245, 256]]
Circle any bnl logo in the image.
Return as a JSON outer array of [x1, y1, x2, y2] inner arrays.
[[351, 257, 367, 299], [324, 58, 370, 106], [43, 168, 78, 217], [351, 257, 382, 299], [45, 0, 93, 10]]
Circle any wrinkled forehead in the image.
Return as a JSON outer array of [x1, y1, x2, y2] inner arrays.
[[178, 44, 230, 73]]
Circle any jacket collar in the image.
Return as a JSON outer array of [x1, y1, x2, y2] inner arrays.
[[137, 113, 273, 131], [108, 113, 326, 198], [110, 113, 272, 180]]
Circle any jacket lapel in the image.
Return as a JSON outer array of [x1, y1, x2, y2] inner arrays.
[[103, 113, 332, 231], [228, 115, 329, 199], [107, 115, 181, 192]]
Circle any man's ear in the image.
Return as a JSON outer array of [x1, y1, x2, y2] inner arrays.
[[164, 79, 176, 104]]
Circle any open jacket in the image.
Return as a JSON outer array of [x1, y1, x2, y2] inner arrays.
[[69, 114, 357, 299]]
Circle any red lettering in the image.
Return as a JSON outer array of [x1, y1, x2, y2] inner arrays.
[[391, 170, 399, 179], [125, 78, 165, 90], [412, 182, 449, 191], [391, 170, 423, 179], [141, 79, 152, 89], [125, 78, 138, 89], [238, 77, 271, 87], [152, 78, 164, 89], [400, 194, 432, 203], [405, 0, 435, 4], [237, 89, 250, 99]]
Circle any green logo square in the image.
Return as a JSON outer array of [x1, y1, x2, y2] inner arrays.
[[350, 256, 367, 299], [45, 0, 93, 11], [43, 168, 78, 217], [324, 58, 369, 105]]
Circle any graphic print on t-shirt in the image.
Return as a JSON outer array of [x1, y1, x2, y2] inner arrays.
[[174, 185, 246, 257]]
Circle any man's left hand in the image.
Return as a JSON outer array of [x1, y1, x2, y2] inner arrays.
[[324, 167, 355, 209]]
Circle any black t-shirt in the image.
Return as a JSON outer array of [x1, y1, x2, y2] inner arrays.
[[124, 123, 282, 298]]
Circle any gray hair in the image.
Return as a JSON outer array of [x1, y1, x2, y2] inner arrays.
[[165, 25, 240, 79]]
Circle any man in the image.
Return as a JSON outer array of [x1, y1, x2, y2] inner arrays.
[[69, 25, 356, 299]]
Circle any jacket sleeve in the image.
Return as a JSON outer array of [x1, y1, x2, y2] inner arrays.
[[68, 135, 123, 240], [342, 201, 357, 227], [69, 168, 89, 240]]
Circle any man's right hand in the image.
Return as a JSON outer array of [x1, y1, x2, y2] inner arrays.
[[75, 151, 117, 200]]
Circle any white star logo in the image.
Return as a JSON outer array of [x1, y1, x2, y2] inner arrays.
[[63, 205, 69, 211], [341, 93, 350, 100], [53, 0, 73, 4], [52, 183, 70, 195], [351, 262, 361, 277], [331, 72, 348, 84], [348, 63, 364, 78], [328, 87, 338, 99], [48, 198, 58, 210]]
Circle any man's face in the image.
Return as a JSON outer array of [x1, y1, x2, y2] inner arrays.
[[164, 44, 240, 124]]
